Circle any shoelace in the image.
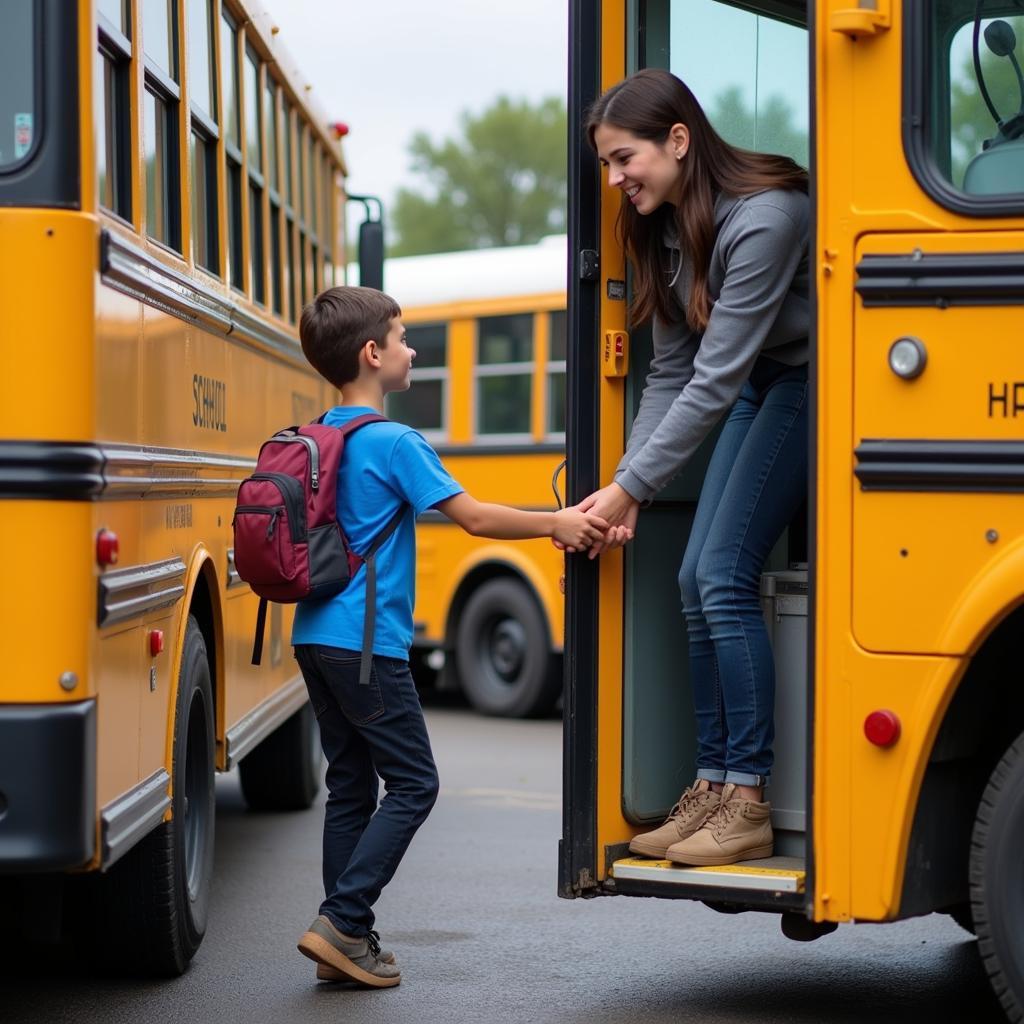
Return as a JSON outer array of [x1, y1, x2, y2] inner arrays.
[[666, 785, 707, 823], [366, 930, 382, 958], [703, 797, 741, 836]]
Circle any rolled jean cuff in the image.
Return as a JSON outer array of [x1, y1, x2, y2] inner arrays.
[[696, 768, 726, 783], [724, 771, 769, 787]]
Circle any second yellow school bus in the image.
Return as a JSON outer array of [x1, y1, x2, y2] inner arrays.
[[380, 237, 568, 717]]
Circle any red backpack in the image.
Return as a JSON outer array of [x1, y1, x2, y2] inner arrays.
[[232, 413, 404, 684]]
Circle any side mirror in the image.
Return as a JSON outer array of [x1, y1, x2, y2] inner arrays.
[[348, 194, 385, 291], [358, 218, 384, 291]]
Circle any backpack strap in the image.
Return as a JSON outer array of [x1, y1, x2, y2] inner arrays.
[[313, 411, 402, 686], [357, 504, 407, 686], [251, 596, 269, 666]]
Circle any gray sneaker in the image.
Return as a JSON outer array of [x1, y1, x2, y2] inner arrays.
[[298, 916, 401, 988], [628, 779, 720, 858], [316, 930, 395, 981]]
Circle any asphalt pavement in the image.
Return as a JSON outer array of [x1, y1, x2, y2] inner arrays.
[[2, 703, 1007, 1024]]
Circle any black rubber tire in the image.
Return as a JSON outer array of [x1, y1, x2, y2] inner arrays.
[[74, 617, 216, 976], [239, 701, 322, 811], [969, 730, 1024, 1022], [454, 577, 560, 718]]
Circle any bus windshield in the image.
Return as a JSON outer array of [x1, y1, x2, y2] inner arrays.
[[0, 0, 36, 170]]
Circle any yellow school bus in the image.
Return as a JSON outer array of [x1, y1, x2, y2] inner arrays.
[[381, 238, 568, 717], [0, 0, 370, 974], [561, 1, 1024, 1017]]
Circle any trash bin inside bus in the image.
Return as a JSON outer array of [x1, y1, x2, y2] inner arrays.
[[760, 567, 808, 857]]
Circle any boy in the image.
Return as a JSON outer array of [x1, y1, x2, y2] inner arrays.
[[292, 286, 608, 988]]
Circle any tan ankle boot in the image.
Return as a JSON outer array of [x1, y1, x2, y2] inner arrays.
[[665, 783, 773, 866], [628, 780, 720, 858]]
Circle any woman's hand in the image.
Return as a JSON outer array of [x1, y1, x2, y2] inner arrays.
[[586, 495, 639, 559], [553, 483, 640, 557], [579, 482, 639, 527], [551, 507, 609, 550]]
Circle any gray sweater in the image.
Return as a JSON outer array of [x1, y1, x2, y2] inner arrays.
[[615, 188, 810, 504]]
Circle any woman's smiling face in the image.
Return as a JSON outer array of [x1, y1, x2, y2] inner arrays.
[[593, 122, 689, 214]]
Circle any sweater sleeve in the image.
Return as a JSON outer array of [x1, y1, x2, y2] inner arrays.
[[614, 201, 806, 504], [613, 313, 698, 486]]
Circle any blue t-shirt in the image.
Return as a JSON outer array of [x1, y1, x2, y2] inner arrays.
[[291, 406, 463, 659]]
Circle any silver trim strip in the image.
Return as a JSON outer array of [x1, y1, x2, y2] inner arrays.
[[100, 443, 255, 499], [224, 674, 308, 769], [226, 548, 247, 589], [100, 768, 171, 869], [100, 230, 308, 370], [98, 557, 187, 627]]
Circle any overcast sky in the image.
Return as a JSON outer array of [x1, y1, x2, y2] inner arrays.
[[264, 2, 569, 227]]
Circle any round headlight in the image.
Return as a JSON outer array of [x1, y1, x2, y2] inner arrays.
[[888, 336, 928, 380]]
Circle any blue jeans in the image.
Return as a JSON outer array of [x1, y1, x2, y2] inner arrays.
[[677, 357, 809, 787], [294, 644, 439, 936]]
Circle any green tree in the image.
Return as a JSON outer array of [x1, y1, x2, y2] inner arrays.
[[390, 96, 567, 257]]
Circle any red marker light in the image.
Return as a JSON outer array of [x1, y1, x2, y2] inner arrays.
[[149, 629, 164, 657], [96, 529, 119, 566], [864, 709, 901, 747], [330, 121, 350, 139]]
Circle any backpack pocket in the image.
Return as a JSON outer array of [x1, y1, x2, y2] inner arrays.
[[233, 504, 298, 584], [232, 472, 306, 587]]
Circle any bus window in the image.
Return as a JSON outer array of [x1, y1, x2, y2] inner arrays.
[[546, 309, 567, 437], [476, 313, 534, 438], [187, 0, 218, 273], [266, 81, 284, 314], [142, 0, 181, 250], [96, 5, 132, 220], [942, 7, 1024, 195], [0, 2, 34, 170], [221, 11, 243, 288], [386, 322, 447, 437], [670, 0, 808, 168], [245, 46, 265, 304]]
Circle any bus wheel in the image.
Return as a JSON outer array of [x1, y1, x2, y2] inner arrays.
[[239, 702, 322, 811], [75, 616, 215, 975], [455, 578, 559, 718], [970, 730, 1024, 1021]]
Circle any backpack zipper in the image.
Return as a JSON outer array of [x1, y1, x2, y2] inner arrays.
[[273, 433, 320, 490], [234, 504, 285, 539]]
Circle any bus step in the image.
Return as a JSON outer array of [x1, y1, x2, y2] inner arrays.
[[611, 855, 805, 893]]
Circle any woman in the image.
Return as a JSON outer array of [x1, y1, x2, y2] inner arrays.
[[582, 68, 810, 867]]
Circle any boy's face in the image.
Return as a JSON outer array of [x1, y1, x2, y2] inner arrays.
[[377, 316, 416, 393]]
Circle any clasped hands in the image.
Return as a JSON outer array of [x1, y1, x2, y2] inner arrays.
[[556, 482, 639, 559]]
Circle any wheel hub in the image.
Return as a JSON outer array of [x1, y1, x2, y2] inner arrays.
[[488, 618, 526, 681]]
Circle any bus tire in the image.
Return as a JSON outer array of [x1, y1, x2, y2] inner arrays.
[[76, 617, 216, 976], [970, 730, 1024, 1022], [239, 702, 322, 811], [455, 578, 560, 718]]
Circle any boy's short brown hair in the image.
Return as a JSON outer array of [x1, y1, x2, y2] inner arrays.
[[299, 286, 402, 388]]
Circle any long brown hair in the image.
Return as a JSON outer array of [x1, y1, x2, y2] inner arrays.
[[586, 69, 807, 332]]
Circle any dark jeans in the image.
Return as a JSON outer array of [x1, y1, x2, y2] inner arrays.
[[677, 357, 809, 786], [294, 644, 439, 937]]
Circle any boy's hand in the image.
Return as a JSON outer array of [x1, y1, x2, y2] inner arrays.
[[552, 507, 609, 550]]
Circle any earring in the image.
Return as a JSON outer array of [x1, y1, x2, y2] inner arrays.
[[675, 151, 683, 159]]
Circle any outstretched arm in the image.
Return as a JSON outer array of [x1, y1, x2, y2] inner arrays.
[[436, 492, 608, 550]]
